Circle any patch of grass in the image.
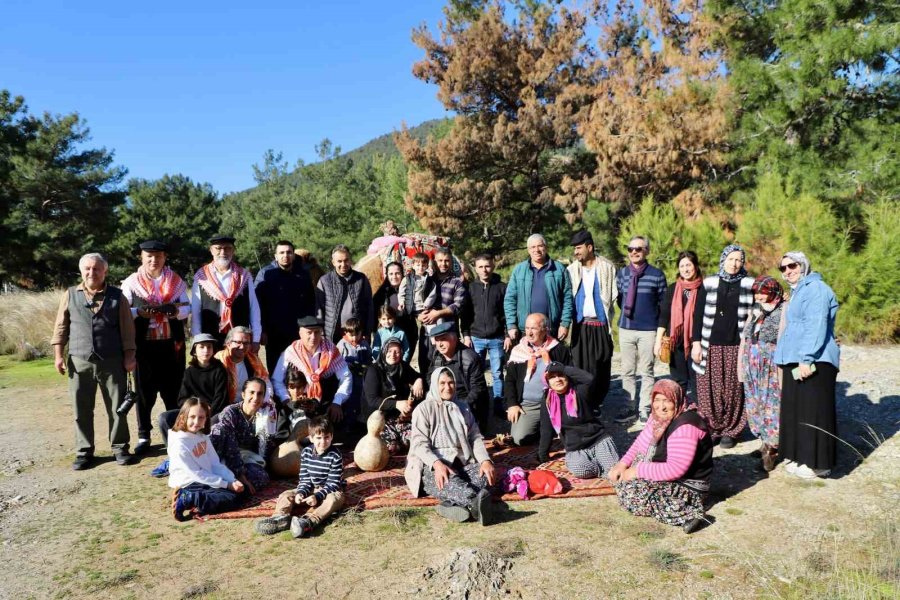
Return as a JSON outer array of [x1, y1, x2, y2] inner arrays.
[[0, 356, 57, 388], [648, 548, 687, 572], [86, 568, 139, 591], [698, 570, 714, 579], [484, 537, 527, 560], [375, 507, 428, 533], [725, 507, 744, 516]]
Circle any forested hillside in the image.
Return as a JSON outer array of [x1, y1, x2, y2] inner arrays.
[[0, 0, 897, 342]]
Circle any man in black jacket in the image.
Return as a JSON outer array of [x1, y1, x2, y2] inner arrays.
[[427, 322, 490, 433], [462, 254, 511, 418], [504, 313, 572, 445], [316, 245, 374, 344], [254, 240, 315, 372]]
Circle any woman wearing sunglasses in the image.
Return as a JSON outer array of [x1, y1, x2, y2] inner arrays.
[[773, 252, 840, 479]]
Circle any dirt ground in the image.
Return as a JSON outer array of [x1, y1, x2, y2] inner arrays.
[[0, 346, 897, 600]]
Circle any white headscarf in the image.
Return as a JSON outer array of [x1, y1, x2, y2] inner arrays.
[[781, 251, 811, 289]]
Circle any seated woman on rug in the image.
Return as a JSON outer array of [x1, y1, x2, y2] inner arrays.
[[210, 377, 277, 494], [405, 368, 495, 525], [362, 337, 425, 454], [608, 380, 713, 534], [537, 363, 619, 479]]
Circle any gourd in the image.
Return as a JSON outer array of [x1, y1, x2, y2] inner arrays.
[[353, 410, 390, 472]]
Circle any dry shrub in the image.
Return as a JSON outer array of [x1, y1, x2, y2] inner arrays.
[[0, 290, 60, 360]]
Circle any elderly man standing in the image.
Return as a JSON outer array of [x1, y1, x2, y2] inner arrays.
[[504, 313, 573, 445], [120, 240, 190, 454], [427, 322, 490, 432], [419, 247, 469, 374], [567, 230, 617, 407], [52, 253, 138, 470], [190, 234, 261, 351], [615, 236, 667, 424], [316, 245, 374, 344], [254, 239, 315, 372], [504, 234, 573, 344], [272, 316, 352, 425]]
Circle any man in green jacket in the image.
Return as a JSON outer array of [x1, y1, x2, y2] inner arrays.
[[503, 234, 574, 343]]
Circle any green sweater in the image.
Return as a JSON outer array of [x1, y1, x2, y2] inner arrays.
[[503, 259, 574, 331]]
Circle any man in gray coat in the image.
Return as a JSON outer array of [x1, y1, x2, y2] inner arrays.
[[52, 253, 138, 470]]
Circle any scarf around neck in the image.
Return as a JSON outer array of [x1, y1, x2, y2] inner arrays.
[[508, 335, 559, 382], [669, 276, 702, 354], [214, 348, 268, 406], [648, 379, 689, 442], [624, 261, 649, 319], [125, 266, 186, 331], [545, 383, 578, 434], [717, 244, 748, 283], [195, 262, 251, 333], [284, 339, 343, 400]]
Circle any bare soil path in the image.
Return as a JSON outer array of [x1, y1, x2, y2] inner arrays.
[[0, 347, 897, 599]]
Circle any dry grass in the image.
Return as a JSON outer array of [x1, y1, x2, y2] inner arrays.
[[0, 290, 60, 360]]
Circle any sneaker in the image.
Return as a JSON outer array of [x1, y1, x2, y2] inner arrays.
[[173, 491, 193, 522], [150, 458, 170, 478], [683, 516, 706, 534], [792, 463, 831, 479], [72, 456, 94, 471], [435, 502, 470, 523], [719, 436, 736, 449], [783, 460, 797, 474], [134, 439, 151, 455], [255, 515, 291, 535], [290, 516, 314, 538], [614, 408, 637, 424], [469, 490, 493, 526], [115, 450, 138, 466], [638, 413, 649, 425]]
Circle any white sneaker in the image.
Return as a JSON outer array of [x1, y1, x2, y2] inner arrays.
[[792, 463, 831, 479], [783, 460, 797, 473]]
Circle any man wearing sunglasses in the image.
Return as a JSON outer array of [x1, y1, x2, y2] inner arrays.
[[614, 236, 667, 424]]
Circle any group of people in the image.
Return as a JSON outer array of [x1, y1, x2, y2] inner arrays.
[[50, 228, 840, 535]]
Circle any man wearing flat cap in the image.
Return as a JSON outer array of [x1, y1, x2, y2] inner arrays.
[[271, 316, 352, 425], [190, 234, 262, 351], [120, 240, 190, 453], [567, 230, 617, 406], [427, 322, 490, 432]]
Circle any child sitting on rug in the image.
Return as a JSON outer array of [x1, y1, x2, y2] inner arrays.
[[169, 398, 245, 521], [255, 416, 346, 537], [537, 362, 619, 479], [608, 379, 713, 534], [336, 318, 371, 428]]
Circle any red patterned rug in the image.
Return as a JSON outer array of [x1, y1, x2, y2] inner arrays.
[[205, 441, 615, 521]]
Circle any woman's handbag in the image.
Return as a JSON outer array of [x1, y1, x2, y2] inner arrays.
[[659, 334, 673, 364]]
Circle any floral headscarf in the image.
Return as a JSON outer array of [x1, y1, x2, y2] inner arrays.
[[648, 379, 689, 442]]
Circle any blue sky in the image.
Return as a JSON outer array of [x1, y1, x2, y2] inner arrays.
[[0, 1, 449, 193]]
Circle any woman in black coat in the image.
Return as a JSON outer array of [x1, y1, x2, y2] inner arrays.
[[362, 337, 424, 453]]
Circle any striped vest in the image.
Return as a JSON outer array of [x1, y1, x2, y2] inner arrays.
[[692, 275, 754, 375]]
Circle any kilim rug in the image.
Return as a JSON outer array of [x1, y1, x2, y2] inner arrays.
[[204, 441, 615, 521]]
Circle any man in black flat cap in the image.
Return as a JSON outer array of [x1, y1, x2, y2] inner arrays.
[[427, 322, 490, 432], [190, 234, 261, 352], [271, 316, 352, 425], [121, 240, 190, 453], [567, 230, 617, 407]]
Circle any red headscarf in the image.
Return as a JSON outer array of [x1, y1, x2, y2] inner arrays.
[[649, 380, 689, 442]]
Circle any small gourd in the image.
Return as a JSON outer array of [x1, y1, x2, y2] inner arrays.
[[353, 410, 390, 472]]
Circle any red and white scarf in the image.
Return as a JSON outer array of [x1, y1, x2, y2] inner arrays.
[[123, 266, 186, 340], [195, 262, 251, 334], [508, 336, 559, 382], [283, 339, 345, 400]]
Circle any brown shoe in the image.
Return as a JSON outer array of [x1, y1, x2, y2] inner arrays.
[[762, 445, 778, 472]]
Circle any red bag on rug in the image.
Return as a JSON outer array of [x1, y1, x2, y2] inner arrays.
[[528, 469, 563, 495]]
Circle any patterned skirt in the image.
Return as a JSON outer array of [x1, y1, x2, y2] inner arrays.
[[741, 340, 781, 446], [696, 344, 746, 439], [615, 453, 706, 526], [380, 416, 413, 454]]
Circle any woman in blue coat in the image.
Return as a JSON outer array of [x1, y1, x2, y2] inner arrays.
[[774, 251, 840, 479]]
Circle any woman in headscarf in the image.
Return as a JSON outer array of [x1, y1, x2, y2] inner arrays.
[[404, 368, 496, 525], [373, 261, 418, 357], [362, 337, 425, 453], [608, 380, 713, 534], [690, 244, 755, 448], [738, 275, 786, 471], [655, 250, 703, 402], [774, 252, 840, 479], [537, 362, 619, 479]]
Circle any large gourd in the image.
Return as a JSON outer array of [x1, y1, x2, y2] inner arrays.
[[354, 410, 390, 472]]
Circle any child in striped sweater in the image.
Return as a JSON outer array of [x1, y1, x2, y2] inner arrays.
[[255, 416, 345, 537]]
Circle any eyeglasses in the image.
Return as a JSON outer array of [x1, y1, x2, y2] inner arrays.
[[626, 246, 647, 253], [779, 262, 799, 272]]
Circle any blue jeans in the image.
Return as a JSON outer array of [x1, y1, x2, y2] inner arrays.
[[471, 337, 505, 399]]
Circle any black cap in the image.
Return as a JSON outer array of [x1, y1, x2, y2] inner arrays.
[[297, 316, 325, 329], [427, 322, 457, 338], [139, 240, 168, 252], [208, 234, 236, 245], [570, 230, 594, 247], [545, 361, 567, 375]]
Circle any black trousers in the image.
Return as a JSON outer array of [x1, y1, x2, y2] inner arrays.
[[571, 320, 613, 407], [779, 362, 838, 470], [669, 344, 696, 403], [135, 339, 185, 438], [264, 333, 297, 374]]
